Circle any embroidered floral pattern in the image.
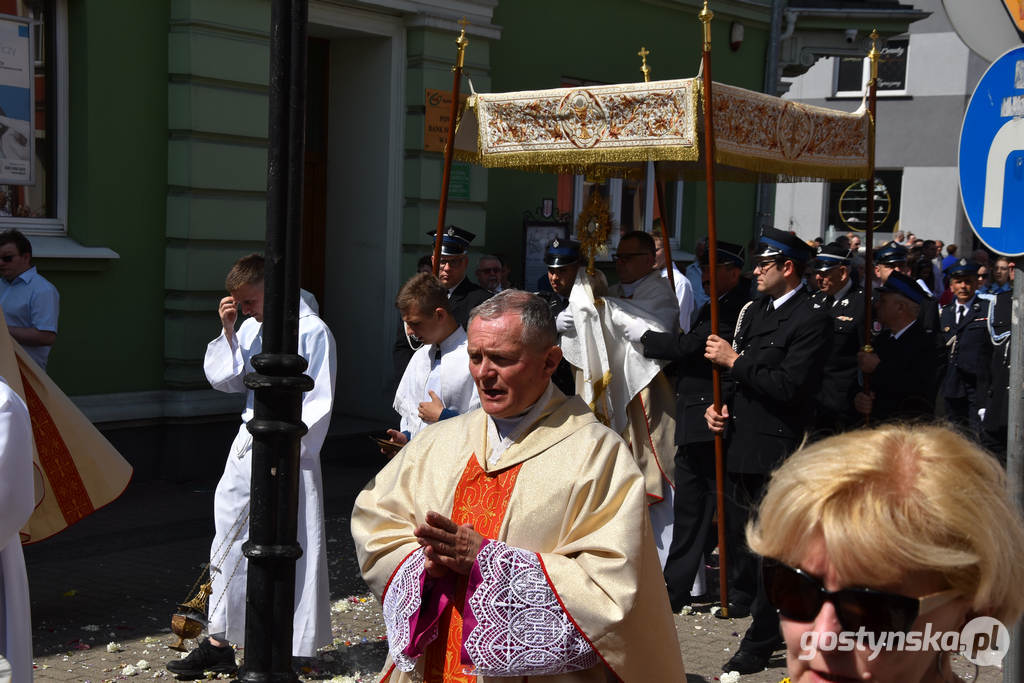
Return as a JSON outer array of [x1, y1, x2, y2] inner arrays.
[[463, 541, 598, 676], [713, 84, 868, 168], [382, 549, 429, 672], [478, 79, 698, 154]]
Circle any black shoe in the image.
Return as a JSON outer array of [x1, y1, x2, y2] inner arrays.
[[166, 639, 237, 679], [722, 648, 770, 675], [714, 601, 751, 618]]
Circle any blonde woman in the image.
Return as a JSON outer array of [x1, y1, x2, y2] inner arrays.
[[748, 424, 1024, 683]]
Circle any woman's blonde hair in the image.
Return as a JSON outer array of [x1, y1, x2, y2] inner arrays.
[[747, 423, 1024, 625]]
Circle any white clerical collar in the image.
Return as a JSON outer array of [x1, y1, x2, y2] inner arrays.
[[486, 382, 557, 465], [620, 270, 656, 298], [771, 283, 801, 309], [892, 319, 916, 340]]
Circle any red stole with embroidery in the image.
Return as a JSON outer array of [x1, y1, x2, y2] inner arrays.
[[422, 453, 522, 682]]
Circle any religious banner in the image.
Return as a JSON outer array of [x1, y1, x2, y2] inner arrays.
[[454, 77, 870, 182], [0, 15, 33, 185]]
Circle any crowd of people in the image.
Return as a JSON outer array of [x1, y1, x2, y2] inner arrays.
[[346, 224, 1024, 682], [6, 220, 996, 681]]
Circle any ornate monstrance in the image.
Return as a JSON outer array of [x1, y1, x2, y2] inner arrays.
[[575, 191, 613, 275]]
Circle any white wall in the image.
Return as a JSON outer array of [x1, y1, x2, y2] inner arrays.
[[774, 182, 827, 239], [898, 166, 961, 244]]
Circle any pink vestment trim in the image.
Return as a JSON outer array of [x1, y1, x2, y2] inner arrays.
[[381, 548, 456, 672]]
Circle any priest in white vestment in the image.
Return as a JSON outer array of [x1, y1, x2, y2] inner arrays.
[[0, 378, 33, 682], [352, 291, 684, 682], [387, 273, 480, 449], [168, 255, 337, 677], [561, 231, 678, 567]]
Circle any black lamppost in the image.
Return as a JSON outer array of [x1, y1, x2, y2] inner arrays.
[[238, 1, 310, 681]]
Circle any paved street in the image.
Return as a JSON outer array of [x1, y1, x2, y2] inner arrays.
[[24, 434, 1002, 682]]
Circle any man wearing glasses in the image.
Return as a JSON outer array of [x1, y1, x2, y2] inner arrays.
[[608, 230, 680, 332], [0, 229, 58, 370], [475, 254, 505, 294], [392, 226, 491, 378], [703, 227, 832, 675], [426, 226, 491, 333]]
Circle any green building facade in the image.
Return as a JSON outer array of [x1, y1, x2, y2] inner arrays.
[[19, 0, 918, 473]]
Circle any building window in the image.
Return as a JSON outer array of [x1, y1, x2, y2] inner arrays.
[[0, 0, 66, 234], [826, 169, 903, 237], [834, 36, 909, 98]]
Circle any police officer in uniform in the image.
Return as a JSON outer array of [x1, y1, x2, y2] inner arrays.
[[810, 243, 864, 434], [855, 272, 944, 421], [536, 238, 580, 396], [704, 227, 832, 674], [979, 289, 1011, 463], [939, 259, 990, 434], [392, 226, 491, 376], [874, 241, 941, 338], [535, 238, 579, 315], [637, 241, 750, 612]]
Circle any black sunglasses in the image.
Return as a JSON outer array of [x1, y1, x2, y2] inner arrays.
[[762, 561, 958, 635]]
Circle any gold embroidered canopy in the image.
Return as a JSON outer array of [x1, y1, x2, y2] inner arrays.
[[453, 77, 869, 182]]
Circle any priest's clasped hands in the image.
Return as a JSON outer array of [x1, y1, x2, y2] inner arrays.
[[414, 510, 485, 577]]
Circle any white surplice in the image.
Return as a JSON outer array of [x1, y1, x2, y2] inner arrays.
[[0, 380, 33, 682], [608, 269, 681, 334], [660, 264, 696, 333], [393, 325, 479, 439], [203, 297, 336, 656], [567, 271, 678, 566]]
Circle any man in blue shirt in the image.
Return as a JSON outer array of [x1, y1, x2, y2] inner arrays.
[[0, 229, 59, 369]]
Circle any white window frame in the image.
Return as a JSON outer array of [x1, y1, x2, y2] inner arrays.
[[833, 36, 909, 99], [0, 0, 67, 236]]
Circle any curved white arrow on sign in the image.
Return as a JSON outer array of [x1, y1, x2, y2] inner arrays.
[[983, 116, 1024, 228]]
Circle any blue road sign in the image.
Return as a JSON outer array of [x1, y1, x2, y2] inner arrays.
[[959, 45, 1024, 256]]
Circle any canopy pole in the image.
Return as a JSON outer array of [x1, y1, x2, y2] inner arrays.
[[432, 19, 469, 275], [861, 31, 880, 424], [638, 46, 676, 290], [699, 0, 730, 617]]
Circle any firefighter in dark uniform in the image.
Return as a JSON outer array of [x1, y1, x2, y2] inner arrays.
[[854, 272, 945, 421], [535, 238, 581, 396], [636, 241, 751, 612], [874, 241, 941, 338], [810, 243, 864, 434], [939, 259, 990, 434], [392, 226, 491, 375], [979, 288, 1011, 464], [704, 227, 832, 674]]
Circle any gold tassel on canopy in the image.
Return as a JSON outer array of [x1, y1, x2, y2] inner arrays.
[[0, 308, 132, 544]]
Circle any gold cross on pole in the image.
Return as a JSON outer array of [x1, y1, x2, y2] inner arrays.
[[638, 46, 651, 82]]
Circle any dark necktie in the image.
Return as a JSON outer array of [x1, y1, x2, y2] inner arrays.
[[957, 304, 965, 325]]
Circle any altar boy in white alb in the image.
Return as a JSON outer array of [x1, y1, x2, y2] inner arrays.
[[167, 254, 337, 678], [384, 272, 479, 451]]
